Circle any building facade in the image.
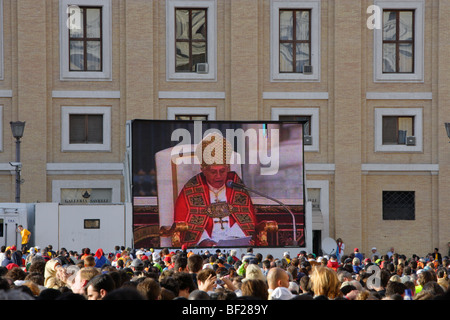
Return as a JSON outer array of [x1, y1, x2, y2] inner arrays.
[[0, 0, 448, 257]]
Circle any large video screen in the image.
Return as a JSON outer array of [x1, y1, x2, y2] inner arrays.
[[131, 120, 305, 249]]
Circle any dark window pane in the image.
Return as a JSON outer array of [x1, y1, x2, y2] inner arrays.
[[278, 115, 311, 135], [69, 115, 86, 143], [175, 114, 208, 121], [383, 191, 415, 220], [87, 114, 103, 143], [382, 116, 398, 144], [69, 114, 103, 144]]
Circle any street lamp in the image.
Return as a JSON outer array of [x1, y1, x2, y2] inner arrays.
[[445, 123, 450, 142], [10, 121, 25, 202]]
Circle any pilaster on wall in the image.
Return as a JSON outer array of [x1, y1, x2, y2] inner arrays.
[[333, 0, 363, 249], [437, 1, 450, 252], [124, 0, 155, 120], [229, 0, 260, 120], [16, 0, 48, 202]]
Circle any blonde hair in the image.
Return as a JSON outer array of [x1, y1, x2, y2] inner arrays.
[[79, 267, 100, 281], [243, 264, 266, 282], [84, 255, 95, 267], [310, 266, 342, 299]]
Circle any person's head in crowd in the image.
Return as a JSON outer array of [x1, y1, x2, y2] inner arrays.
[[84, 255, 95, 268], [174, 255, 188, 273], [241, 279, 268, 300], [243, 264, 266, 282], [173, 272, 196, 298], [159, 275, 180, 297], [189, 289, 210, 300], [71, 267, 100, 295], [136, 277, 161, 300], [85, 273, 116, 300], [417, 270, 434, 288], [103, 287, 145, 300], [310, 266, 342, 300], [385, 280, 407, 299], [266, 267, 289, 291], [196, 267, 217, 292], [187, 254, 204, 274]]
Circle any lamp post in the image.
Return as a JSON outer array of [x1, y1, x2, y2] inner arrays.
[[445, 123, 450, 142], [10, 121, 25, 202]]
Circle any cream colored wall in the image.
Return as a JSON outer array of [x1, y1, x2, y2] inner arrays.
[[0, 0, 448, 256], [363, 174, 437, 257]]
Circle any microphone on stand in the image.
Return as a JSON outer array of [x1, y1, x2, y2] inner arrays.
[[226, 180, 297, 246]]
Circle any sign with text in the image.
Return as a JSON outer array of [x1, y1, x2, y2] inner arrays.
[[61, 188, 113, 205]]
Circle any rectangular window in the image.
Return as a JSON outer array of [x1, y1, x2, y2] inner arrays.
[[382, 116, 414, 144], [69, 6, 103, 72], [279, 9, 311, 73], [382, 10, 414, 73], [166, 0, 217, 81], [272, 107, 319, 151], [175, 114, 209, 121], [167, 107, 216, 120], [270, 0, 320, 82], [175, 8, 207, 72], [60, 0, 112, 81], [61, 106, 111, 152], [373, 0, 424, 83], [382, 191, 415, 220], [278, 115, 311, 135], [374, 108, 422, 152], [69, 114, 104, 144]]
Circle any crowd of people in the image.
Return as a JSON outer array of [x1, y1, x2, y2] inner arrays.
[[0, 243, 449, 301]]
